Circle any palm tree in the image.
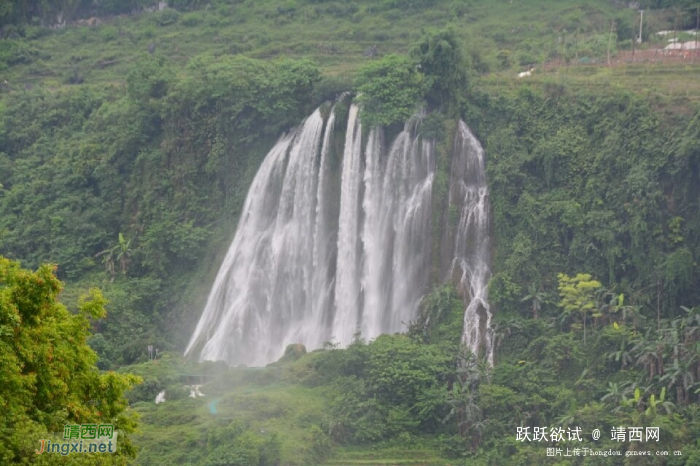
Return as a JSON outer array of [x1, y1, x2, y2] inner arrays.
[[521, 283, 549, 320], [492, 315, 523, 349], [605, 337, 634, 370], [555, 412, 576, 428], [456, 348, 492, 384], [95, 233, 132, 282], [443, 378, 483, 446], [620, 304, 643, 333], [661, 358, 697, 405], [679, 306, 700, 402], [633, 336, 665, 383], [115, 232, 132, 274], [645, 387, 675, 416], [601, 381, 634, 412], [95, 245, 117, 281]]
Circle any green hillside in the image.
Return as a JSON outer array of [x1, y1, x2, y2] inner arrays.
[[1, 0, 699, 95], [1, 0, 700, 465]]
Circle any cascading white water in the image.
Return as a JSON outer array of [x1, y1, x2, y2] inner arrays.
[[360, 117, 435, 339], [450, 121, 494, 365], [332, 105, 363, 345], [186, 104, 491, 367]]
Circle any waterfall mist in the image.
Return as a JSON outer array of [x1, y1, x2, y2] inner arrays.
[[186, 104, 492, 367]]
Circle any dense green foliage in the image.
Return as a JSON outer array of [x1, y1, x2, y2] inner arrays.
[[0, 257, 140, 464], [411, 27, 469, 111], [119, 286, 466, 465], [0, 54, 320, 365], [469, 305, 700, 464], [355, 27, 470, 125], [469, 87, 700, 318], [453, 84, 700, 464], [124, 278, 700, 464], [121, 351, 328, 465], [354, 54, 422, 127], [1, 1, 700, 464]]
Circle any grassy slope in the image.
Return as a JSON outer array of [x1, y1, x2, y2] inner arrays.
[[124, 352, 451, 466], [132, 384, 329, 465], [122, 353, 322, 465], [5, 0, 699, 100], [5, 1, 700, 465], [479, 63, 700, 115]]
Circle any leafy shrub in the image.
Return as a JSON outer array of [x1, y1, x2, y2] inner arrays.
[[0, 40, 38, 67], [24, 26, 52, 40], [325, 333, 455, 444], [259, 433, 282, 466], [382, 0, 437, 9], [63, 67, 84, 85], [1, 24, 24, 38], [303, 426, 332, 464], [311, 74, 353, 107], [411, 27, 468, 110], [141, 24, 156, 39], [317, 2, 359, 17], [165, 383, 190, 401], [439, 434, 470, 458], [89, 332, 114, 361], [417, 111, 445, 140], [204, 424, 279, 466], [517, 51, 538, 67], [126, 377, 166, 403], [180, 11, 205, 26], [127, 53, 173, 101], [355, 54, 422, 127], [152, 8, 181, 26], [100, 25, 119, 42]]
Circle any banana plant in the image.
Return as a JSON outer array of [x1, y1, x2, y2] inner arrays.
[[95, 233, 132, 282], [521, 283, 550, 320], [115, 232, 132, 274]]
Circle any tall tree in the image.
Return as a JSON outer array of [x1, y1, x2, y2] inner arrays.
[[557, 273, 603, 345], [411, 28, 468, 112], [0, 256, 140, 464]]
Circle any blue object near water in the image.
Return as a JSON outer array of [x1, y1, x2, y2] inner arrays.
[[209, 399, 219, 415]]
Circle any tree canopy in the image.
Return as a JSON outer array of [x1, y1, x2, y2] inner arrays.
[[411, 27, 468, 111], [355, 28, 470, 126], [354, 54, 423, 128], [0, 256, 140, 464]]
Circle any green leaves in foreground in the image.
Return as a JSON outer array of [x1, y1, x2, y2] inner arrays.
[[0, 256, 141, 465]]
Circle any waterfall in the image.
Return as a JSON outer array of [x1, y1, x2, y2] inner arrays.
[[186, 104, 491, 367], [450, 121, 494, 365], [332, 105, 363, 345]]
